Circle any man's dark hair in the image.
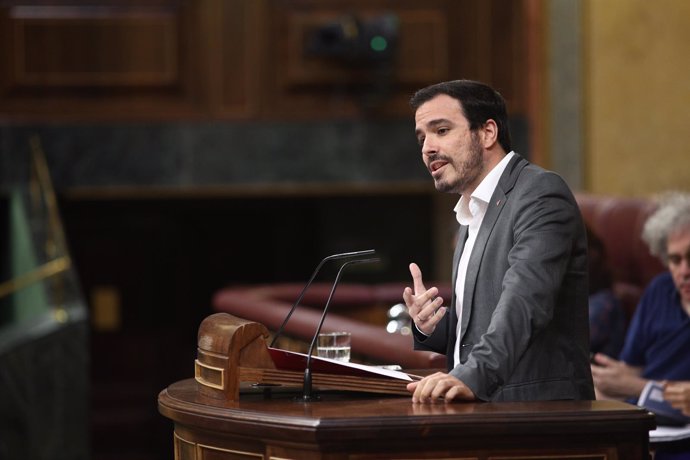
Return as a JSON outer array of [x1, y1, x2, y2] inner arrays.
[[410, 79, 512, 153]]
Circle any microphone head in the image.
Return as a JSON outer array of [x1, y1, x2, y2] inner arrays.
[[345, 257, 380, 266], [269, 249, 377, 349], [327, 249, 376, 261]]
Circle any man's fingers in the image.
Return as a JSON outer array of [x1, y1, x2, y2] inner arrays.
[[417, 302, 446, 323], [409, 263, 426, 295], [443, 385, 464, 402], [664, 384, 683, 401], [416, 296, 443, 319], [592, 353, 615, 367], [432, 377, 465, 401], [405, 265, 444, 335], [403, 286, 423, 316], [402, 287, 413, 306], [410, 372, 445, 402], [412, 376, 434, 402], [406, 381, 419, 393], [432, 305, 448, 323], [408, 372, 474, 403], [411, 292, 444, 335], [410, 373, 430, 402]]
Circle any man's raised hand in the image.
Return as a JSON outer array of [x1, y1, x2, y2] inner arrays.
[[402, 263, 446, 335]]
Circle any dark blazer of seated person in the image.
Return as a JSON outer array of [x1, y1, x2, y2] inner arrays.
[[586, 226, 627, 358]]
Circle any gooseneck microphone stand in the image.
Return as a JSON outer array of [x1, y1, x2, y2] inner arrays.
[[300, 257, 380, 401], [269, 250, 376, 348]]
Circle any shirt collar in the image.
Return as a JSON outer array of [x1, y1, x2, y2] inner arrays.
[[454, 151, 515, 225]]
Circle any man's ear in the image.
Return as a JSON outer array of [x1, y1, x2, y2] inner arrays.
[[480, 119, 499, 149]]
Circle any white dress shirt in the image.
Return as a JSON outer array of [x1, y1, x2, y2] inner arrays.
[[452, 151, 515, 366]]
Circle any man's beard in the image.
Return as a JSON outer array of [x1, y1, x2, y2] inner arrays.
[[434, 133, 483, 194]]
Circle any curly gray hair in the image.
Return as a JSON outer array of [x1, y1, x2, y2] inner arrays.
[[641, 191, 690, 264]]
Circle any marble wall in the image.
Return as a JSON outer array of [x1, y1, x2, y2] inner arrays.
[[583, 0, 690, 195], [1, 118, 528, 191]]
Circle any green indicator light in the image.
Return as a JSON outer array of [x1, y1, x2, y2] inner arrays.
[[370, 36, 388, 52]]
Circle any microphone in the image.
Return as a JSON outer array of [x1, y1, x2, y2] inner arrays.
[[269, 249, 376, 348], [301, 256, 380, 401]]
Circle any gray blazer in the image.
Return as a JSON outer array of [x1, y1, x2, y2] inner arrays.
[[414, 154, 595, 402]]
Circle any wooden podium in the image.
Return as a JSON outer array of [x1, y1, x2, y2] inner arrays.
[[158, 313, 656, 459]]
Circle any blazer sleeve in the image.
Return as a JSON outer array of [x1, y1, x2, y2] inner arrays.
[[412, 313, 449, 354]]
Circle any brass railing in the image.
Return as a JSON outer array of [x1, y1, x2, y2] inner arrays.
[[0, 136, 73, 321]]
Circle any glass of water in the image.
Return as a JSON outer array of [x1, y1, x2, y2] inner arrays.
[[316, 331, 351, 362]]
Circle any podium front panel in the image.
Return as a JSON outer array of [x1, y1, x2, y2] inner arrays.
[[159, 379, 655, 460]]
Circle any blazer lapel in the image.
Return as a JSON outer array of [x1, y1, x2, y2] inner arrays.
[[458, 154, 528, 343], [448, 225, 468, 347], [451, 225, 468, 294]]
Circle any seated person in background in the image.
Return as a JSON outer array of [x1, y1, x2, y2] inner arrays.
[[591, 191, 690, 401], [586, 225, 627, 358]]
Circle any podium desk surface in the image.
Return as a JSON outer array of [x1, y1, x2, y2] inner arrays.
[[159, 378, 655, 459]]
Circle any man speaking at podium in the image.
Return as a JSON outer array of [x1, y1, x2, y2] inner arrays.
[[403, 80, 594, 403]]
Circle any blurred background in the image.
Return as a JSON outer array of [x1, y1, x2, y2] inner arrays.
[[0, 0, 689, 459]]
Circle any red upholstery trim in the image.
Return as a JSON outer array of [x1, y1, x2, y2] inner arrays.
[[576, 193, 665, 319], [212, 283, 447, 369]]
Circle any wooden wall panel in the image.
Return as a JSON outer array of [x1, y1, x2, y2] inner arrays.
[[262, 0, 527, 118], [0, 0, 529, 121], [217, 0, 263, 117], [444, 0, 526, 114], [12, 8, 178, 86], [395, 10, 448, 85], [0, 2, 208, 120]]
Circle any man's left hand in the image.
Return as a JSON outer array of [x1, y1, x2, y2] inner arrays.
[[406, 372, 476, 402]]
